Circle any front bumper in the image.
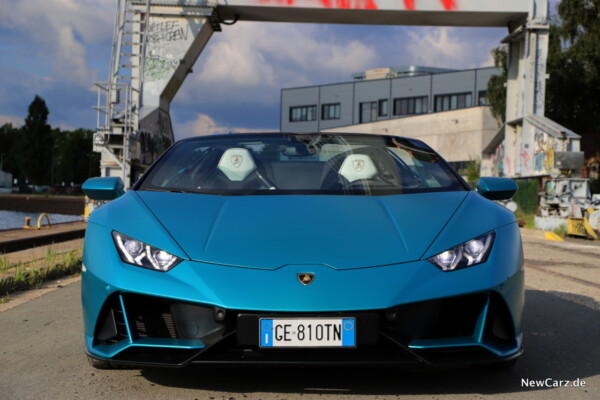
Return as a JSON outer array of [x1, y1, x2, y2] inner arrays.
[[84, 287, 523, 368], [82, 222, 524, 368]]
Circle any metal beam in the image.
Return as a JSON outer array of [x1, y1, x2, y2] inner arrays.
[[215, 0, 529, 27]]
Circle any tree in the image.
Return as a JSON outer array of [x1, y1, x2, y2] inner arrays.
[[461, 158, 481, 188], [1, 97, 100, 191], [486, 0, 600, 155], [51, 128, 100, 185], [486, 46, 508, 125], [0, 123, 20, 177], [17, 95, 53, 185], [546, 0, 600, 155]]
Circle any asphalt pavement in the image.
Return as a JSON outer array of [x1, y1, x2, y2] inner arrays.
[[0, 229, 598, 400]]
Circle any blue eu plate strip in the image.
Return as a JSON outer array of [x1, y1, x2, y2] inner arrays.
[[260, 319, 274, 347], [342, 318, 355, 347]]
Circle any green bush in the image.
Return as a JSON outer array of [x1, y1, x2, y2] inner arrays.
[[553, 224, 568, 238], [513, 178, 539, 215]]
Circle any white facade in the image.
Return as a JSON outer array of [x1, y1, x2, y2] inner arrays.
[[324, 106, 498, 168]]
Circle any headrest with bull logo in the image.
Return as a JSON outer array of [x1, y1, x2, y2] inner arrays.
[[338, 154, 377, 183], [218, 148, 257, 181]]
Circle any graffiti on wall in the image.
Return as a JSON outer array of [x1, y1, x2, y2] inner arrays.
[[144, 20, 190, 83], [491, 143, 505, 177], [259, 0, 377, 9], [148, 20, 189, 43], [520, 145, 530, 172], [257, 0, 457, 11], [145, 56, 180, 81], [403, 0, 456, 10], [533, 130, 555, 174], [488, 129, 562, 177]]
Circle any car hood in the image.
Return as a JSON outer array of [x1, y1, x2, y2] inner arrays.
[[136, 191, 469, 270]]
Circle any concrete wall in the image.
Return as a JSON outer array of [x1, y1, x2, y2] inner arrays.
[[323, 106, 499, 164], [481, 118, 581, 178]]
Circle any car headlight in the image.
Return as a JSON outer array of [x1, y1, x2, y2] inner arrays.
[[428, 231, 495, 272], [112, 231, 182, 272]]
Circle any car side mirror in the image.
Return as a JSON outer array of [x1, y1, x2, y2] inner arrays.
[[476, 177, 517, 201], [82, 177, 125, 200]]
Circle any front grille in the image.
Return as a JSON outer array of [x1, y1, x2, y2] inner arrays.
[[124, 295, 178, 339], [134, 311, 177, 339], [121, 293, 227, 341], [94, 294, 228, 346]]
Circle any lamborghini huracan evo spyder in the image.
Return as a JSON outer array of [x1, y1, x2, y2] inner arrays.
[[82, 133, 523, 369]]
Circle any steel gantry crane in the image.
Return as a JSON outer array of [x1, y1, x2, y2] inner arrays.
[[93, 0, 571, 188]]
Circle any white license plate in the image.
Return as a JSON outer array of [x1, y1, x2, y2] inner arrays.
[[259, 318, 356, 348]]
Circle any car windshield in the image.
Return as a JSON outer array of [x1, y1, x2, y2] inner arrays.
[[136, 133, 468, 196]]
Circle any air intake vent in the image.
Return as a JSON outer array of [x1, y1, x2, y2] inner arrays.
[[94, 295, 129, 345]]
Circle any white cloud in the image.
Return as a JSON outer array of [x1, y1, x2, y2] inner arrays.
[[0, 0, 114, 84], [180, 22, 379, 105], [0, 0, 114, 43], [0, 115, 23, 127], [174, 113, 275, 140], [404, 27, 501, 69]]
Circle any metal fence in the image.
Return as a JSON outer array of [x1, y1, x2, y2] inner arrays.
[[0, 195, 84, 215]]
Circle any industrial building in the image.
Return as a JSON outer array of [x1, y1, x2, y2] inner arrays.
[[280, 66, 500, 170]]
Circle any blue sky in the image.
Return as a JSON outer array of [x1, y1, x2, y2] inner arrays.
[[0, 0, 557, 140]]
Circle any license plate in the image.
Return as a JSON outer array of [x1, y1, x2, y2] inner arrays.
[[259, 318, 356, 348]]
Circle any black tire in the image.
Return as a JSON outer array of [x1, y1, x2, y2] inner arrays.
[[87, 355, 135, 369]]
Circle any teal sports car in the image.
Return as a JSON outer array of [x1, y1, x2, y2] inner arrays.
[[82, 133, 523, 369]]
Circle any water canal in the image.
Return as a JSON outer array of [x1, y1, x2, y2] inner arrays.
[[0, 210, 83, 230]]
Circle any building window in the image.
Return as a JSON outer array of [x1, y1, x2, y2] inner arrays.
[[393, 96, 428, 116], [359, 101, 378, 123], [321, 103, 341, 120], [478, 90, 489, 106], [289, 105, 317, 122], [434, 92, 472, 112], [378, 99, 389, 117]]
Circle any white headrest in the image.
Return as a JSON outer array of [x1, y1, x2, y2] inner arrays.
[[218, 148, 256, 181], [339, 154, 377, 182]]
